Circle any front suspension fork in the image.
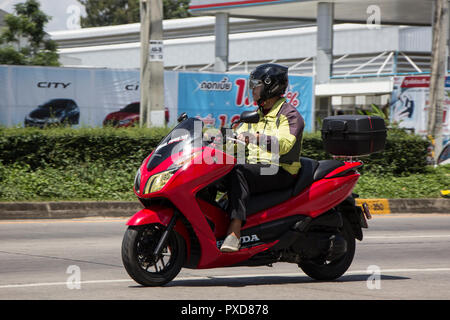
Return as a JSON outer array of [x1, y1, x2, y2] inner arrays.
[[153, 210, 179, 258]]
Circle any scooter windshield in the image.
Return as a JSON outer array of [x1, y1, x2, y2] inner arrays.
[[146, 117, 204, 172]]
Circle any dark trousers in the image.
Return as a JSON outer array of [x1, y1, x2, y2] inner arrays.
[[225, 164, 296, 224]]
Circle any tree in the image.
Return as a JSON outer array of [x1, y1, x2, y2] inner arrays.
[[78, 0, 191, 27], [78, 0, 140, 27], [0, 0, 59, 66], [163, 0, 191, 19]]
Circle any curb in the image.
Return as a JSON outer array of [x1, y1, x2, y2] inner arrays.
[[0, 199, 448, 220], [0, 201, 143, 220], [356, 198, 450, 215]]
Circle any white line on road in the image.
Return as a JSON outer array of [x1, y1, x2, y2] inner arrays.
[[365, 235, 450, 239], [0, 279, 133, 289], [1, 267, 450, 289]]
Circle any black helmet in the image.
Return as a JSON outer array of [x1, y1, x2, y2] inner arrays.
[[248, 63, 289, 106]]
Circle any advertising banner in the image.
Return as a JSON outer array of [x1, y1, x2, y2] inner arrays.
[[0, 65, 179, 128], [177, 72, 314, 131], [0, 66, 313, 132], [390, 75, 450, 145]]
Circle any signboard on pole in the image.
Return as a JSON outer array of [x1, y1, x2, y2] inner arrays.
[[149, 40, 164, 61]]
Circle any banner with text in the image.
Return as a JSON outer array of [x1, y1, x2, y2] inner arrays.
[[0, 67, 314, 132], [0, 65, 179, 128], [177, 72, 314, 131]]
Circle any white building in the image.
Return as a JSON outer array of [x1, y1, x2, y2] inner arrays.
[[49, 13, 434, 123]]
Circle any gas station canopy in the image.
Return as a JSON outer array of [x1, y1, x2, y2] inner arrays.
[[189, 0, 434, 26]]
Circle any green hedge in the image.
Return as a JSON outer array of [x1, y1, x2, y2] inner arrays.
[[301, 129, 429, 175], [0, 126, 428, 175], [0, 126, 171, 169]]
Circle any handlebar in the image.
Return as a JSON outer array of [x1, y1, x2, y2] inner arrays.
[[225, 136, 246, 146]]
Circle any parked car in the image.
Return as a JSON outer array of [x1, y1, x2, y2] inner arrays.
[[24, 99, 80, 128], [103, 102, 140, 127], [437, 143, 450, 165], [103, 102, 169, 127]]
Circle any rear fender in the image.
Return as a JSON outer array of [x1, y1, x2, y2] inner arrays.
[[337, 194, 366, 241], [126, 206, 191, 259]]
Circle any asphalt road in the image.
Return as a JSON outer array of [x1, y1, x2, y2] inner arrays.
[[0, 214, 450, 300]]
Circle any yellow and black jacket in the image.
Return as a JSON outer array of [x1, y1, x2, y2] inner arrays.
[[236, 97, 305, 175]]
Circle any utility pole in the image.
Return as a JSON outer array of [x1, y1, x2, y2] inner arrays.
[[214, 13, 229, 72], [428, 0, 448, 163], [139, 0, 165, 128]]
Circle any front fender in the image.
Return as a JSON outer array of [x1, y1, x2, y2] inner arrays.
[[126, 205, 191, 261], [126, 205, 174, 226]]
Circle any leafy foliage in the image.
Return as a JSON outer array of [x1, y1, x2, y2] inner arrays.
[[163, 0, 191, 19], [0, 126, 171, 169], [357, 104, 388, 120], [0, 0, 59, 66], [354, 165, 450, 199], [0, 126, 437, 201], [0, 160, 137, 201], [78, 0, 140, 27], [0, 126, 429, 175], [77, 0, 191, 27]]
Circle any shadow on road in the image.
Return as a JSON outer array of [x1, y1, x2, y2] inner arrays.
[[128, 274, 409, 288]]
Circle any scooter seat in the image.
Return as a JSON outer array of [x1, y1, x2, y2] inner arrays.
[[246, 157, 345, 216], [247, 157, 319, 215], [313, 159, 344, 181], [247, 188, 292, 216]]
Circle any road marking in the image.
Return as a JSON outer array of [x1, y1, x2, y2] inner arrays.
[[2, 267, 450, 289], [365, 234, 450, 239], [0, 279, 133, 289]]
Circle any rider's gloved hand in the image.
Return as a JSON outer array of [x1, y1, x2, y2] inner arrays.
[[237, 132, 259, 145], [204, 128, 222, 144]]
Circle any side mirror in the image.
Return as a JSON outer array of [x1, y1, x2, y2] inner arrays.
[[237, 111, 259, 124], [231, 111, 259, 127], [177, 112, 188, 123]]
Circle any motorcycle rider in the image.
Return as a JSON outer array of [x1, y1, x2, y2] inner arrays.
[[220, 63, 305, 252]]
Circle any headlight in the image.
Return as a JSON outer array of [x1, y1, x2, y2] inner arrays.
[[46, 118, 60, 123], [119, 119, 133, 125], [144, 169, 177, 194], [134, 169, 141, 193]]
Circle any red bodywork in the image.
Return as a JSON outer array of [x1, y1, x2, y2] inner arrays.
[[127, 146, 361, 269]]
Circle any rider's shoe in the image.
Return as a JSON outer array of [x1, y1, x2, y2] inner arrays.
[[220, 233, 241, 252]]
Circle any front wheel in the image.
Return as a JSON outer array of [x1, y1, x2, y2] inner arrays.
[[298, 217, 356, 281], [121, 224, 185, 286]]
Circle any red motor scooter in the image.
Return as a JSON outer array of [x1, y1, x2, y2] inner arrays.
[[121, 112, 385, 286]]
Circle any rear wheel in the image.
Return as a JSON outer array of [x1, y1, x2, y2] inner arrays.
[[121, 224, 185, 286], [298, 217, 355, 281]]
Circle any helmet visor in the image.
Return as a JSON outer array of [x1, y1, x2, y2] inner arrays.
[[248, 79, 263, 90]]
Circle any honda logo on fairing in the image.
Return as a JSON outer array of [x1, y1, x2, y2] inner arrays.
[[216, 234, 261, 248], [37, 82, 71, 89]]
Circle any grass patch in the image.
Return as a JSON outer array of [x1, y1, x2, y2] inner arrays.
[[354, 164, 450, 198], [0, 161, 136, 201]]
